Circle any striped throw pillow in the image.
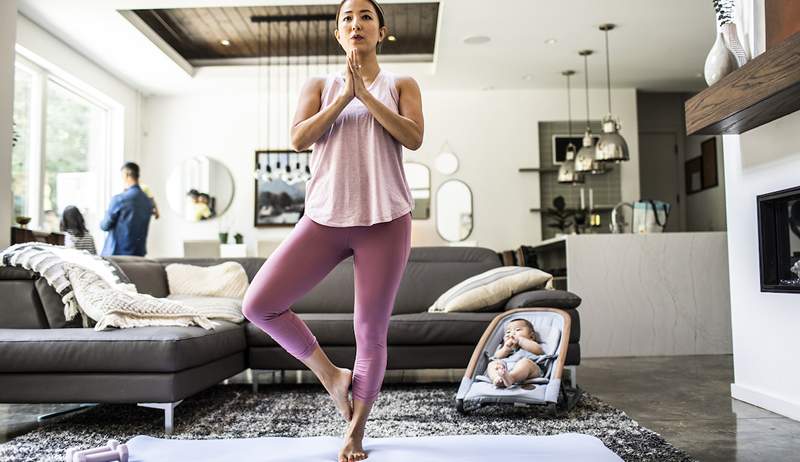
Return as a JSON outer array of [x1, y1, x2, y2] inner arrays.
[[428, 266, 554, 313]]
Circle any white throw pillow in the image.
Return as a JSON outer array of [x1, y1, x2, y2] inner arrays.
[[428, 266, 553, 313], [166, 262, 250, 299]]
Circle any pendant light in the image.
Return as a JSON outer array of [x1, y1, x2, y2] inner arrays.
[[558, 70, 585, 184], [574, 50, 606, 175], [595, 24, 629, 163]]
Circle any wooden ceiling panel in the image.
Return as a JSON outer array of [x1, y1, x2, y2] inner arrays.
[[125, 3, 438, 64]]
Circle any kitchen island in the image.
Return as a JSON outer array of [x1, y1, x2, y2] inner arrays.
[[529, 232, 731, 357]]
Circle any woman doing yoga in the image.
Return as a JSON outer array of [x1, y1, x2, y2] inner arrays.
[[241, 0, 424, 461]]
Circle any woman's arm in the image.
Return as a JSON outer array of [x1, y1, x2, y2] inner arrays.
[[290, 77, 353, 152], [347, 51, 424, 150], [359, 76, 424, 150]]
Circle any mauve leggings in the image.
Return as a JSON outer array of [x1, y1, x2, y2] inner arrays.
[[242, 212, 412, 403]]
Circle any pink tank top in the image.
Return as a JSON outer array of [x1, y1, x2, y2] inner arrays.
[[303, 68, 414, 227]]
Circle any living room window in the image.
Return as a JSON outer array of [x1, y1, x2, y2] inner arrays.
[[12, 53, 114, 234]]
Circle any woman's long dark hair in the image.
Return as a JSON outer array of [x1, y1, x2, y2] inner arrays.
[[60, 206, 88, 238]]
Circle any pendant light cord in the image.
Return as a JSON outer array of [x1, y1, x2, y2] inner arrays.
[[604, 28, 612, 115], [566, 73, 572, 137], [583, 54, 590, 128], [266, 19, 271, 153], [257, 21, 262, 151]]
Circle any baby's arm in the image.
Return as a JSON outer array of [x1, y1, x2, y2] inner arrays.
[[516, 336, 544, 355], [493, 335, 518, 359], [493, 343, 512, 359]]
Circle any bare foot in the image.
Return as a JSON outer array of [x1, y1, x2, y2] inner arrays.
[[339, 434, 367, 462], [323, 367, 353, 422], [492, 363, 507, 388], [500, 367, 515, 388]]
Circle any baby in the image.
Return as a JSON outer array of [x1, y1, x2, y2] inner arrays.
[[486, 318, 544, 388]]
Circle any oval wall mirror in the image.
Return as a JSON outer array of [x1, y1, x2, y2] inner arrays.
[[435, 179, 473, 241], [403, 162, 431, 219], [166, 155, 235, 222]]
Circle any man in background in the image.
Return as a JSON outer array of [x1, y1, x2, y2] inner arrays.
[[100, 162, 153, 256]]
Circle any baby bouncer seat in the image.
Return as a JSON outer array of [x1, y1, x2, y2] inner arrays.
[[456, 308, 582, 416]]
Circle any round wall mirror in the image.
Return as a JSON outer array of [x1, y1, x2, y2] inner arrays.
[[435, 151, 459, 175], [403, 162, 431, 219], [166, 156, 235, 222], [436, 179, 473, 241]]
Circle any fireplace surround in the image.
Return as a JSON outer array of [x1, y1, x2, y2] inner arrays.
[[757, 185, 800, 293]]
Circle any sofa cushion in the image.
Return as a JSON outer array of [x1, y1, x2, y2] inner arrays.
[[109, 256, 169, 298], [428, 266, 553, 313], [504, 289, 582, 310], [0, 266, 37, 280], [284, 247, 503, 316], [388, 312, 500, 345], [165, 262, 249, 298], [157, 258, 266, 284], [246, 312, 501, 347], [0, 321, 245, 373], [0, 280, 49, 328]]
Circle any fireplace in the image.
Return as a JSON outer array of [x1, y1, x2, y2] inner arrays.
[[757, 186, 800, 293]]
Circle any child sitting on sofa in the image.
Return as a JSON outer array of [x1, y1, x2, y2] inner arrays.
[[486, 318, 544, 388]]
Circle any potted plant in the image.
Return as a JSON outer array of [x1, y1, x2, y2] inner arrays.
[[233, 233, 244, 244], [545, 196, 574, 237]]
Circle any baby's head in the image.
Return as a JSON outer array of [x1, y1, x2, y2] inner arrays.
[[504, 318, 535, 341]]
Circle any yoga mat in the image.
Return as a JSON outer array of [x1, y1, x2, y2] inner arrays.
[[127, 433, 623, 461]]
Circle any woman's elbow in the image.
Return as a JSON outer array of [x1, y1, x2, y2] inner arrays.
[[289, 132, 306, 152], [405, 132, 423, 151], [406, 141, 422, 151]]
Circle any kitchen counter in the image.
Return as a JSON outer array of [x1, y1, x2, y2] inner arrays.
[[528, 232, 732, 357]]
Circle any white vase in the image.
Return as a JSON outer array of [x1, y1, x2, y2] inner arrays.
[[704, 31, 737, 86], [721, 22, 749, 67]]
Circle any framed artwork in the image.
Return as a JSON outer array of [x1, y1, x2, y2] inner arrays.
[[685, 156, 703, 195], [701, 137, 718, 189], [254, 150, 312, 227]]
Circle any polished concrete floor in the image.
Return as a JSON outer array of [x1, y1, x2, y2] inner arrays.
[[2, 355, 798, 461]]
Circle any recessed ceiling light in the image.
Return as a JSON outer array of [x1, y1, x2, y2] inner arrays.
[[544, 38, 557, 45], [387, 35, 397, 42], [522, 74, 534, 81], [220, 39, 231, 46], [463, 35, 491, 45]]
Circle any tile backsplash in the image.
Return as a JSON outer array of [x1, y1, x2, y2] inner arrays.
[[538, 121, 622, 239]]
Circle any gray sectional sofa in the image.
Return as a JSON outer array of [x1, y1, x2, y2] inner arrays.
[[0, 246, 581, 433]]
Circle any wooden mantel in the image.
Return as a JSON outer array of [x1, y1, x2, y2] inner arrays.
[[685, 31, 800, 135]]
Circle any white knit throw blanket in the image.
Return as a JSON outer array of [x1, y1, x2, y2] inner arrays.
[[64, 263, 228, 330], [1, 243, 242, 330], [0, 243, 136, 326]]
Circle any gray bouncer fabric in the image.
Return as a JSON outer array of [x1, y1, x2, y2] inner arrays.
[[456, 309, 569, 409]]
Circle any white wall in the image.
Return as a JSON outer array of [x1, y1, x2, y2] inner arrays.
[[141, 72, 639, 257], [685, 135, 726, 231], [725, 110, 800, 421], [0, 1, 17, 249]]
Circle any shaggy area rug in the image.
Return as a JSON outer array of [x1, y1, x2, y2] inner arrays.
[[0, 383, 694, 462]]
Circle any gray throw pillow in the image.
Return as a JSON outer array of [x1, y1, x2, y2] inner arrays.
[[504, 289, 581, 310]]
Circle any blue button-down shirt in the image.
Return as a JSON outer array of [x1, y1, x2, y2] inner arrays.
[[100, 184, 152, 257]]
